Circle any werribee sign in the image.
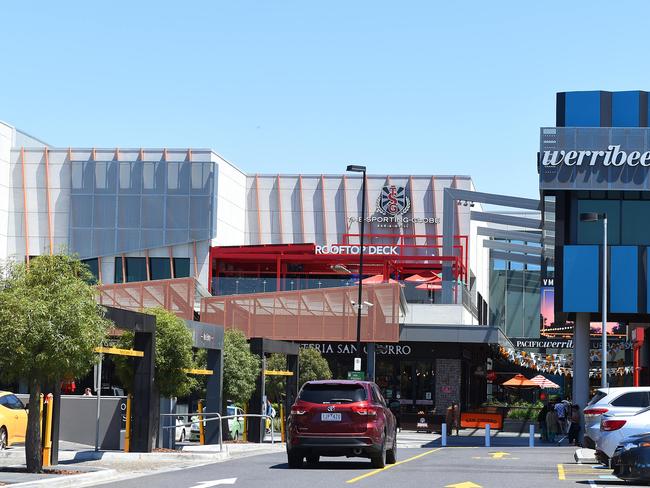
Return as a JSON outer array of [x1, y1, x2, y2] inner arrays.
[[540, 127, 650, 190]]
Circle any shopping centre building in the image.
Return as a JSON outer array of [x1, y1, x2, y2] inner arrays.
[[0, 117, 548, 421], [540, 90, 650, 410]]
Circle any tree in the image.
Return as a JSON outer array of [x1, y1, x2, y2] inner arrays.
[[0, 255, 109, 473], [222, 329, 260, 407], [115, 307, 197, 398], [265, 348, 332, 402]]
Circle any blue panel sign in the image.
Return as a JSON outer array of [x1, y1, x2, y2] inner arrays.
[[610, 246, 638, 313], [563, 245, 599, 312]]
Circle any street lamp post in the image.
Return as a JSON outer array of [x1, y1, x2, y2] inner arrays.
[[580, 212, 608, 388], [347, 164, 367, 375]]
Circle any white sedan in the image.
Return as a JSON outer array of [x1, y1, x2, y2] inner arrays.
[[597, 407, 650, 462]]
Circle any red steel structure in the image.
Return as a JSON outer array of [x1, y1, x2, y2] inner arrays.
[[200, 283, 402, 342], [209, 233, 468, 296], [97, 277, 196, 320]]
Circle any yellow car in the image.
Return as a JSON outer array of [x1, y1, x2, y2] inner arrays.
[[0, 391, 27, 449]]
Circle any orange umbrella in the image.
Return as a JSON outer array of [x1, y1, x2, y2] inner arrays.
[[405, 272, 441, 282], [355, 274, 400, 284], [501, 374, 539, 388], [415, 281, 442, 291]]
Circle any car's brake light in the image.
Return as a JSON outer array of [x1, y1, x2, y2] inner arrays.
[[601, 419, 627, 431], [351, 405, 377, 417], [584, 408, 609, 416]]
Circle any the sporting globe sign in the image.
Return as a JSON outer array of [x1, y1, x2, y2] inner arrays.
[[348, 184, 440, 228], [540, 127, 650, 190]]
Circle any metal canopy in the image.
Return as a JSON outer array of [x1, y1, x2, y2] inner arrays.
[[470, 211, 543, 229], [490, 250, 542, 266], [476, 226, 542, 243], [442, 188, 546, 303], [482, 240, 543, 256]]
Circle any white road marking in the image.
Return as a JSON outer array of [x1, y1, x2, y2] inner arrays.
[[191, 478, 237, 488]]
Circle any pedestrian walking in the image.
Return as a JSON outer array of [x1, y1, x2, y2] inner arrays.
[[265, 399, 276, 434], [546, 406, 559, 443], [568, 404, 582, 446]]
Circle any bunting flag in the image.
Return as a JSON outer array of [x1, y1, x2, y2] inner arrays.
[[497, 343, 633, 378]]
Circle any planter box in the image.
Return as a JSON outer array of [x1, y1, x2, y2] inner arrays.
[[502, 419, 536, 433]]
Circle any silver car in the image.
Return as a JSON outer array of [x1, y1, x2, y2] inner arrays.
[[584, 387, 650, 450]]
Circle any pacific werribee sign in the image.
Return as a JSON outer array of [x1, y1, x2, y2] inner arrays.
[[540, 127, 650, 190], [348, 184, 440, 228]]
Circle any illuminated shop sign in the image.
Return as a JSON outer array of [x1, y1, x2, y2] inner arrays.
[[541, 145, 650, 168], [315, 245, 399, 255], [347, 184, 441, 228], [539, 127, 650, 190]]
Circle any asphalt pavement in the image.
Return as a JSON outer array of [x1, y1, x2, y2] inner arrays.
[[92, 445, 650, 488]]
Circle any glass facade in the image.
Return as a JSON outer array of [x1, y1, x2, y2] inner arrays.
[[577, 195, 650, 245], [70, 160, 215, 258], [489, 249, 541, 338]]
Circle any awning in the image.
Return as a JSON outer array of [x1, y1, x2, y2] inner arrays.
[[400, 324, 513, 347]]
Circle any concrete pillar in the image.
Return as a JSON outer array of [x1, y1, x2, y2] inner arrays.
[[572, 313, 590, 409]]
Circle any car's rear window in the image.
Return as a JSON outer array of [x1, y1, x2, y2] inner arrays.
[[587, 391, 608, 406], [299, 384, 367, 404]]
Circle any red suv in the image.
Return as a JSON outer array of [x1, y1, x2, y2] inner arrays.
[[286, 380, 397, 468]]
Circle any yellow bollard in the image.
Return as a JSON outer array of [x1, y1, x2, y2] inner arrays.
[[124, 394, 132, 452], [42, 393, 54, 467], [39, 394, 44, 441], [198, 400, 205, 445], [243, 405, 248, 442], [280, 404, 285, 443]]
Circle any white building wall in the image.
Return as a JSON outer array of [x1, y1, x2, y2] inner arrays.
[[212, 154, 246, 247], [0, 122, 14, 260], [246, 174, 474, 248]]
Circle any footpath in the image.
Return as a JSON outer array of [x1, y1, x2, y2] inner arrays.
[[0, 440, 284, 487]]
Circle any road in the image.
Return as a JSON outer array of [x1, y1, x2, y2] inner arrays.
[[94, 445, 650, 488]]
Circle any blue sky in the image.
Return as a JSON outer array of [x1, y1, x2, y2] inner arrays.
[[3, 1, 650, 197]]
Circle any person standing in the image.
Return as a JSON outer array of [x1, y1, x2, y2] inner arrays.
[[445, 401, 459, 435], [554, 399, 567, 435], [537, 402, 549, 442], [546, 405, 559, 443], [568, 404, 582, 447]]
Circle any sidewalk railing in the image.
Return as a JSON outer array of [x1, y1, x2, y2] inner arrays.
[[161, 412, 276, 452]]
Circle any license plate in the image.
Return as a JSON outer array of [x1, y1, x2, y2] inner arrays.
[[321, 413, 342, 421]]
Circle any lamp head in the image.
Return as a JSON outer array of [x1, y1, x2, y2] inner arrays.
[[346, 164, 366, 173], [331, 264, 352, 274], [580, 212, 605, 222]]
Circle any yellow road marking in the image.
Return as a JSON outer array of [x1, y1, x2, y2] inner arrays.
[[346, 448, 442, 484], [557, 463, 566, 480], [489, 452, 509, 459]]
